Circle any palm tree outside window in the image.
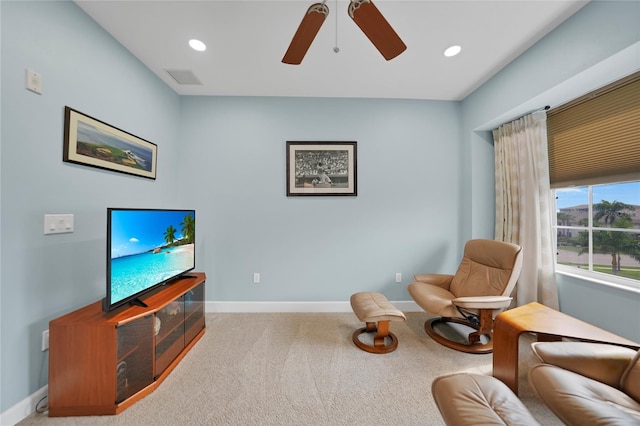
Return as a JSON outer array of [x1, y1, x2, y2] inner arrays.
[[555, 181, 640, 286]]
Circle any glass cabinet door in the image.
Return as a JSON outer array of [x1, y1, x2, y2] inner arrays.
[[184, 282, 205, 343], [116, 315, 153, 403], [155, 296, 186, 375]]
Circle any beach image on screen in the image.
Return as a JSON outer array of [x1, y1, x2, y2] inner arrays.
[[110, 210, 195, 304]]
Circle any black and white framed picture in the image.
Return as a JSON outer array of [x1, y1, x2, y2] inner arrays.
[[286, 141, 357, 196]]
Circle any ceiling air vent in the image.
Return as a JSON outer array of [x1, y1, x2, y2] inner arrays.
[[165, 69, 202, 85]]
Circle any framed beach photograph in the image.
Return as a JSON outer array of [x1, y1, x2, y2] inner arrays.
[[286, 141, 357, 196], [63, 106, 157, 179]]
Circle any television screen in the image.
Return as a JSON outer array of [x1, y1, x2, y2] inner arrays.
[[104, 208, 196, 312]]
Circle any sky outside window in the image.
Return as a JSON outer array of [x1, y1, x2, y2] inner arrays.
[[556, 181, 640, 210]]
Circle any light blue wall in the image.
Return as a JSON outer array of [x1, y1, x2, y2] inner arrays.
[[1, 1, 181, 413], [178, 96, 462, 302], [2, 0, 639, 419], [557, 275, 640, 342], [460, 1, 640, 339], [461, 0, 640, 241], [1, 0, 465, 415]]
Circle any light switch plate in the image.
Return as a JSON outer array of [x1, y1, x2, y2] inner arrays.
[[44, 214, 74, 235], [26, 69, 42, 94]]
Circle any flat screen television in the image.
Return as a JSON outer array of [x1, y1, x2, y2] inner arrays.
[[103, 208, 196, 312]]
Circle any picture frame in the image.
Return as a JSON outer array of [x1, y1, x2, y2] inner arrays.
[[63, 106, 157, 180], [286, 141, 357, 196]]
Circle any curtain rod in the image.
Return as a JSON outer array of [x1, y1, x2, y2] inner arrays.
[[513, 105, 550, 122]]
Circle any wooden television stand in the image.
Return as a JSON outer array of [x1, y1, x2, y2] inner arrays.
[[48, 272, 206, 417]]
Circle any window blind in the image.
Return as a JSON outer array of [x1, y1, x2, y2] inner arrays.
[[547, 71, 640, 188]]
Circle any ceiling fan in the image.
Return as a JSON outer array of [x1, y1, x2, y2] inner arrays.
[[282, 0, 407, 65]]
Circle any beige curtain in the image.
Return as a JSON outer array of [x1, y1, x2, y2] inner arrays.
[[493, 111, 558, 309]]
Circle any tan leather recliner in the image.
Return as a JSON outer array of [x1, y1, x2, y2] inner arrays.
[[432, 372, 540, 425], [408, 239, 523, 353], [432, 342, 640, 425], [529, 341, 640, 425]]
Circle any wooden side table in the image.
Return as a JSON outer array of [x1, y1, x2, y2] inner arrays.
[[492, 302, 639, 394]]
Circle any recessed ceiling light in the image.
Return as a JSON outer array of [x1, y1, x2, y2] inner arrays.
[[189, 39, 206, 52], [443, 45, 462, 57]]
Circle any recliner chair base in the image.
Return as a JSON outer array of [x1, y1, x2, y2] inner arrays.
[[425, 316, 493, 354]]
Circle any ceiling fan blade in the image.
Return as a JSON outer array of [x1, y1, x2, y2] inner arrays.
[[282, 3, 329, 65], [348, 0, 406, 61]]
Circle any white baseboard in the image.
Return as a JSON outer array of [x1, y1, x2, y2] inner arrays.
[[4, 301, 422, 425], [1, 385, 47, 426], [205, 300, 421, 313]]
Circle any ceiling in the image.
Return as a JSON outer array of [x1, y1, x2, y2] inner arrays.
[[75, 0, 588, 101]]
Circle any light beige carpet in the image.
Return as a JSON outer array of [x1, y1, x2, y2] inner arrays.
[[19, 312, 560, 425]]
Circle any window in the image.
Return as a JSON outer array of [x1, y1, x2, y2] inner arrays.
[[554, 181, 640, 289], [547, 72, 639, 290]]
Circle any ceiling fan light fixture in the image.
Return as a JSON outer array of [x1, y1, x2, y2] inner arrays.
[[282, 3, 330, 65], [189, 39, 207, 52], [444, 45, 462, 57]]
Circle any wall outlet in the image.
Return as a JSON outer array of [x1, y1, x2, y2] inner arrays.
[[253, 273, 260, 283], [42, 329, 49, 351], [395, 272, 402, 283]]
